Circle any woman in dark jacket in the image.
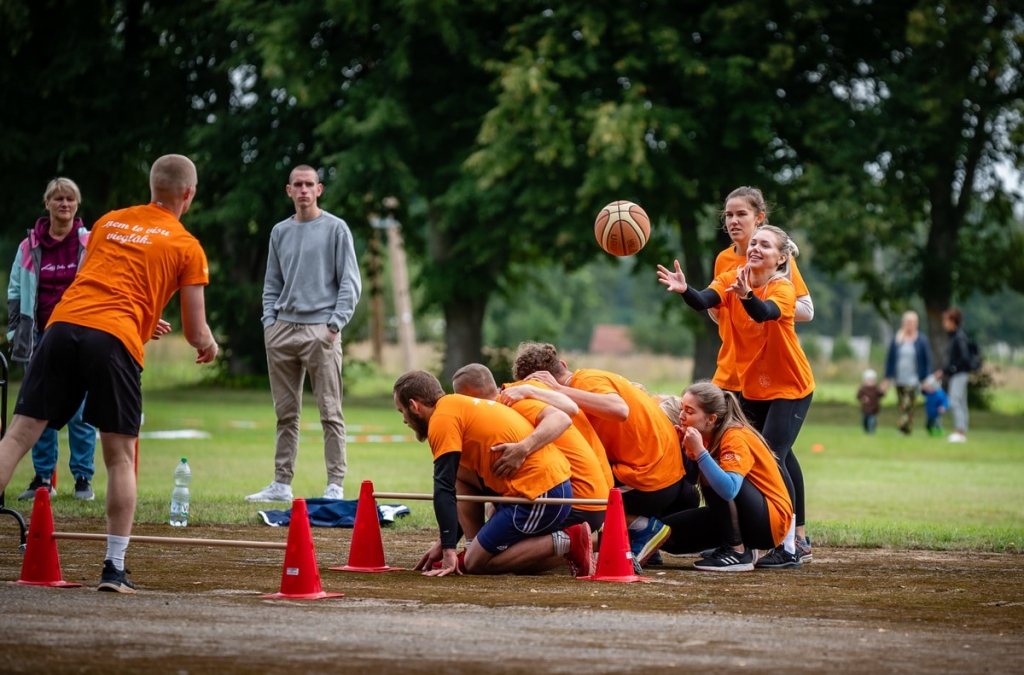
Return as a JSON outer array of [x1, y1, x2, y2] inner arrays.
[[882, 311, 932, 435], [934, 307, 972, 443]]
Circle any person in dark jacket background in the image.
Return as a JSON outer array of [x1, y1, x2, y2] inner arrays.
[[934, 307, 972, 443], [881, 311, 932, 435]]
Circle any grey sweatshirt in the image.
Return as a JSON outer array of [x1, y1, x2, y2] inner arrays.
[[261, 211, 362, 330]]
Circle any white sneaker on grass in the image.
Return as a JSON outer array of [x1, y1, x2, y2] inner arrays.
[[245, 481, 293, 502], [323, 483, 344, 500], [947, 432, 967, 443]]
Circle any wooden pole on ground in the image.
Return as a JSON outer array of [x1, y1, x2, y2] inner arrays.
[[372, 491, 607, 506], [52, 532, 287, 550]]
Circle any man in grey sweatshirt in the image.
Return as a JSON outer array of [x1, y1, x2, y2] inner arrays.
[[246, 165, 363, 502]]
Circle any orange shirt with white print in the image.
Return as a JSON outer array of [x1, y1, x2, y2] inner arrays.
[[427, 394, 571, 500], [709, 270, 814, 401], [504, 379, 615, 493], [504, 396, 610, 511], [712, 246, 809, 392], [711, 426, 793, 546], [568, 369, 683, 491], [48, 203, 209, 368]]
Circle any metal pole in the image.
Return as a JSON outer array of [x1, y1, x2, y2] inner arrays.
[[372, 491, 607, 506], [52, 532, 287, 550]]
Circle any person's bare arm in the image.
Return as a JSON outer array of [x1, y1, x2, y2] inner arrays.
[[180, 284, 218, 363], [491, 406, 572, 478], [499, 384, 580, 416], [525, 371, 630, 421]]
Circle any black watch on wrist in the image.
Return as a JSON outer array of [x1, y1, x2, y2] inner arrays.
[[744, 289, 754, 300]]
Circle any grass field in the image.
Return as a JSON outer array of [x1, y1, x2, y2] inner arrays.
[[4, 337, 1023, 553]]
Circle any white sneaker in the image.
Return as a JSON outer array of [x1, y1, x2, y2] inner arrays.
[[323, 483, 344, 500], [245, 481, 293, 502], [947, 432, 967, 443]]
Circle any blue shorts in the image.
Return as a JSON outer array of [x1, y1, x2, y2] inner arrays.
[[474, 480, 572, 555]]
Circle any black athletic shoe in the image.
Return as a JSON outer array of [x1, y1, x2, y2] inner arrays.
[[97, 560, 136, 593], [693, 545, 756, 572], [754, 547, 802, 569], [17, 475, 56, 500], [74, 476, 95, 501]]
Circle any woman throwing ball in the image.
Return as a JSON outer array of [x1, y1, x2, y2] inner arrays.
[[657, 224, 814, 568], [660, 382, 793, 571]]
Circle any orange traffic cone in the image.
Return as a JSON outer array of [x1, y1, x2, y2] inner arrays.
[[330, 480, 404, 573], [262, 498, 344, 599], [578, 488, 648, 583], [17, 488, 81, 587]]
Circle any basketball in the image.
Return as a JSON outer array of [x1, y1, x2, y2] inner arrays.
[[594, 200, 651, 256]]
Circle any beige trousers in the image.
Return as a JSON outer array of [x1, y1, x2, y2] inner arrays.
[[264, 321, 346, 486]]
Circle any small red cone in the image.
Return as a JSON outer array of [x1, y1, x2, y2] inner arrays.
[[330, 480, 404, 572], [17, 488, 82, 587], [578, 488, 648, 583], [262, 498, 344, 599]]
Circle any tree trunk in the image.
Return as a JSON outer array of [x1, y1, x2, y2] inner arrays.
[[442, 298, 486, 385]]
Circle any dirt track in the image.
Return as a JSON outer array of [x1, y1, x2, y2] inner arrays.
[[1, 520, 1022, 673]]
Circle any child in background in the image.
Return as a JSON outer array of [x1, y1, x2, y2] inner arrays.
[[857, 369, 883, 434], [922, 374, 950, 437]]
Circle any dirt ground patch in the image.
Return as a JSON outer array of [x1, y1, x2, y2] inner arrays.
[[2, 519, 1022, 673]]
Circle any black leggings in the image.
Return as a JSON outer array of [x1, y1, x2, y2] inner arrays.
[[660, 479, 776, 554], [740, 393, 813, 527], [618, 477, 700, 519]]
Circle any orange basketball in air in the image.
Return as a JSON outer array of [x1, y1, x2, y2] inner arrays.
[[594, 200, 651, 257]]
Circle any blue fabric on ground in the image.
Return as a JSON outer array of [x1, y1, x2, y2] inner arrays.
[[257, 498, 410, 527]]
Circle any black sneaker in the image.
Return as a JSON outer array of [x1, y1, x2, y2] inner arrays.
[[693, 545, 756, 572], [754, 547, 802, 569], [74, 476, 95, 501], [97, 560, 136, 593], [17, 475, 56, 500]]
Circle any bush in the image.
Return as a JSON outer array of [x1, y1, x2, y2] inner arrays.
[[832, 334, 855, 362], [967, 367, 995, 411]]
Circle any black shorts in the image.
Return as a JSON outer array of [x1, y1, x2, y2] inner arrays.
[[562, 507, 606, 532], [15, 322, 143, 435]]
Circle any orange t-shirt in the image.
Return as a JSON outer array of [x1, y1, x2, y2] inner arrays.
[[709, 271, 815, 400], [568, 369, 683, 491], [505, 396, 610, 511], [710, 426, 793, 546], [427, 394, 571, 499], [48, 203, 209, 368], [712, 246, 809, 391], [503, 380, 615, 493]]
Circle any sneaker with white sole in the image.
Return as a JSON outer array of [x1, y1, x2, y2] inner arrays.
[[97, 560, 136, 593], [74, 475, 95, 501], [244, 481, 293, 502], [947, 432, 967, 443], [629, 517, 671, 568], [693, 545, 756, 572], [795, 536, 813, 562], [564, 522, 595, 578], [323, 483, 344, 500], [18, 475, 56, 501]]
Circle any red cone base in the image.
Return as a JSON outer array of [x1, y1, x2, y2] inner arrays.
[[578, 488, 649, 583], [330, 480, 404, 572], [16, 488, 82, 587], [262, 498, 344, 599]]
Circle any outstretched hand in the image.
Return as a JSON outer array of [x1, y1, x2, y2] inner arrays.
[[656, 260, 688, 293], [725, 265, 752, 297]]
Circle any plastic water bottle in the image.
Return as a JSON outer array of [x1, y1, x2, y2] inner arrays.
[[169, 458, 191, 527]]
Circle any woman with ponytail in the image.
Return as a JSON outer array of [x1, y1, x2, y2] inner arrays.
[[659, 382, 793, 571], [657, 224, 814, 569]]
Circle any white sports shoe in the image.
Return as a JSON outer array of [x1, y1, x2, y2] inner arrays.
[[245, 481, 293, 502], [947, 432, 967, 443], [323, 483, 344, 500]]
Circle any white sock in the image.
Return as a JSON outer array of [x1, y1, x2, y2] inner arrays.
[[627, 516, 649, 532], [782, 516, 796, 554], [463, 538, 473, 551], [551, 531, 570, 557], [105, 535, 130, 570]]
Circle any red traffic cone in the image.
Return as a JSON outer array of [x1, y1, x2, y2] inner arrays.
[[17, 488, 82, 587], [578, 488, 648, 583], [330, 480, 404, 572], [262, 498, 344, 599]]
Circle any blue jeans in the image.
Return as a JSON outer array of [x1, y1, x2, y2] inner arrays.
[[32, 396, 96, 480]]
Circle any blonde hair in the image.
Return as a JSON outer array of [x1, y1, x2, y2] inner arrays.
[[150, 154, 197, 200], [754, 224, 799, 283], [684, 381, 773, 461], [43, 177, 81, 206], [656, 394, 682, 423], [895, 310, 919, 343]]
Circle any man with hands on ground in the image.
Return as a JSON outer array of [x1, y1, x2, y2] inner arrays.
[[393, 370, 594, 578]]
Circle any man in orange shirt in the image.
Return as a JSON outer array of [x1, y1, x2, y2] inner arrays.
[[0, 155, 218, 592], [452, 363, 608, 533], [511, 343, 695, 572], [393, 370, 594, 577]]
